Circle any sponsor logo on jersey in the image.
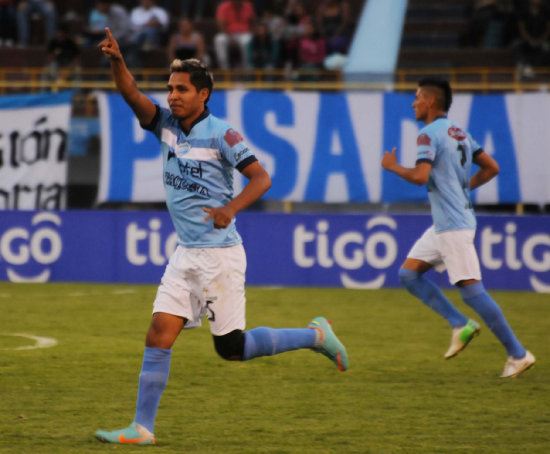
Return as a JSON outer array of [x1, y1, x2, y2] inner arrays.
[[224, 128, 243, 147], [164, 172, 210, 196], [234, 147, 249, 162], [448, 126, 467, 140]]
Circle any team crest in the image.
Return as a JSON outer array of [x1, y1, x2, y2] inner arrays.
[[175, 141, 191, 158], [448, 126, 466, 140], [224, 128, 243, 147]]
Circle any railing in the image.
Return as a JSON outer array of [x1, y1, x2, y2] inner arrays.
[[1, 67, 550, 95]]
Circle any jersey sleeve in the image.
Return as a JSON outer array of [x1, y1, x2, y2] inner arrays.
[[141, 105, 170, 139], [415, 130, 436, 165], [468, 133, 484, 158], [220, 127, 258, 172]]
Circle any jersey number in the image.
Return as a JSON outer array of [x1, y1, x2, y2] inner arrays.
[[457, 144, 467, 166], [206, 300, 216, 322]]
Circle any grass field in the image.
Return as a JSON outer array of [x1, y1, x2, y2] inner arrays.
[[0, 283, 548, 453]]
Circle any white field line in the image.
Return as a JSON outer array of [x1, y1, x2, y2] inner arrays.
[[1, 333, 58, 350]]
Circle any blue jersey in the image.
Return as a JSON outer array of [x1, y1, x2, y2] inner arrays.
[[416, 117, 483, 233], [144, 106, 257, 247]]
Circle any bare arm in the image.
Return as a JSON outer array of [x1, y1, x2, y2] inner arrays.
[[202, 161, 272, 229], [470, 151, 499, 190], [98, 28, 156, 126], [381, 147, 432, 185]]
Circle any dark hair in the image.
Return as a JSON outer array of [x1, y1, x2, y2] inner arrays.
[[418, 78, 452, 112], [170, 58, 214, 103]]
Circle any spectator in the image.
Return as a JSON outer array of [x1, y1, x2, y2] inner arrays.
[[85, 1, 134, 65], [515, 0, 550, 78], [17, 0, 56, 46], [167, 17, 206, 63], [261, 8, 285, 67], [86, 3, 108, 45], [42, 22, 80, 88], [282, 0, 311, 69], [0, 0, 16, 47], [298, 21, 326, 70], [464, 0, 509, 47], [214, 0, 256, 69], [85, 0, 133, 47], [130, 0, 169, 51], [247, 21, 279, 69], [316, 0, 350, 55]]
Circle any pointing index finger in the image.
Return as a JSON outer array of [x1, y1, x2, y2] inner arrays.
[[105, 27, 114, 41]]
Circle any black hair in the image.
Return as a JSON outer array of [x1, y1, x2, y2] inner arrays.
[[170, 58, 214, 103], [418, 78, 453, 112]]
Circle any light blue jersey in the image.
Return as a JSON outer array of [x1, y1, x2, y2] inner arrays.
[[144, 106, 257, 247], [416, 117, 483, 233]]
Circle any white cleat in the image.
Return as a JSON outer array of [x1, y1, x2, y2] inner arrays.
[[444, 319, 480, 359], [500, 350, 536, 378]]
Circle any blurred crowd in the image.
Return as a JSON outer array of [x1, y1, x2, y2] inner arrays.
[[464, 0, 550, 78], [0, 0, 357, 77]]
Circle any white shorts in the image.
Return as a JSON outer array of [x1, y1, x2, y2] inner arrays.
[[407, 226, 482, 285], [153, 244, 246, 336]]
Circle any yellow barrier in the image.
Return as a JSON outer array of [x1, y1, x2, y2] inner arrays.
[[1, 67, 550, 94]]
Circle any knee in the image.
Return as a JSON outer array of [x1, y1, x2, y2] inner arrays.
[[213, 329, 245, 361], [398, 267, 419, 286]]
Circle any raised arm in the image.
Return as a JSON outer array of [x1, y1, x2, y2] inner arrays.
[[202, 161, 272, 229], [98, 28, 156, 126], [470, 150, 499, 190], [381, 147, 431, 186]]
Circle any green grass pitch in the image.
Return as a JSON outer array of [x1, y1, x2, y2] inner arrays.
[[0, 283, 548, 453]]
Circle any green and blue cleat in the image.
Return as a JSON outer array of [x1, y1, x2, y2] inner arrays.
[[95, 422, 155, 445], [308, 316, 349, 371], [444, 319, 480, 359]]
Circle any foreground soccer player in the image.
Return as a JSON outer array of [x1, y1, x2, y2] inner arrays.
[[381, 78, 535, 378], [95, 28, 348, 445]]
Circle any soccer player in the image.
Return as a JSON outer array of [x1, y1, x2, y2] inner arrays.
[[94, 28, 348, 445], [381, 78, 535, 378]]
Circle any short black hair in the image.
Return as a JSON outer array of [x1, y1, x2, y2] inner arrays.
[[170, 58, 214, 104], [418, 78, 452, 112]]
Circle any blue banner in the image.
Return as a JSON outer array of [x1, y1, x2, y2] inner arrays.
[[96, 91, 550, 206], [1, 211, 549, 292]]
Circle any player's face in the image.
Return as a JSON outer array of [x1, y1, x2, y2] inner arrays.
[[167, 72, 208, 121], [412, 88, 429, 122]]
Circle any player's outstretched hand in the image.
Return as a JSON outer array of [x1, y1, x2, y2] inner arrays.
[[202, 206, 235, 229], [98, 27, 122, 61], [381, 147, 398, 171]]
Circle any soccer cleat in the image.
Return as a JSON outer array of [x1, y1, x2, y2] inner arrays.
[[95, 422, 155, 445], [500, 350, 536, 378], [308, 316, 348, 371], [444, 319, 480, 359]]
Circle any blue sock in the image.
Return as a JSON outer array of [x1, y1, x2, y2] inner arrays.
[[243, 327, 317, 361], [459, 282, 526, 358], [134, 347, 171, 433], [398, 267, 468, 328]]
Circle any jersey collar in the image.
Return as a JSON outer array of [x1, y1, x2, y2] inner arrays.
[[180, 107, 210, 135]]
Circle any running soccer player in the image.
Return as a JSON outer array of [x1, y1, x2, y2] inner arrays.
[[381, 78, 535, 378], [94, 28, 348, 445]]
